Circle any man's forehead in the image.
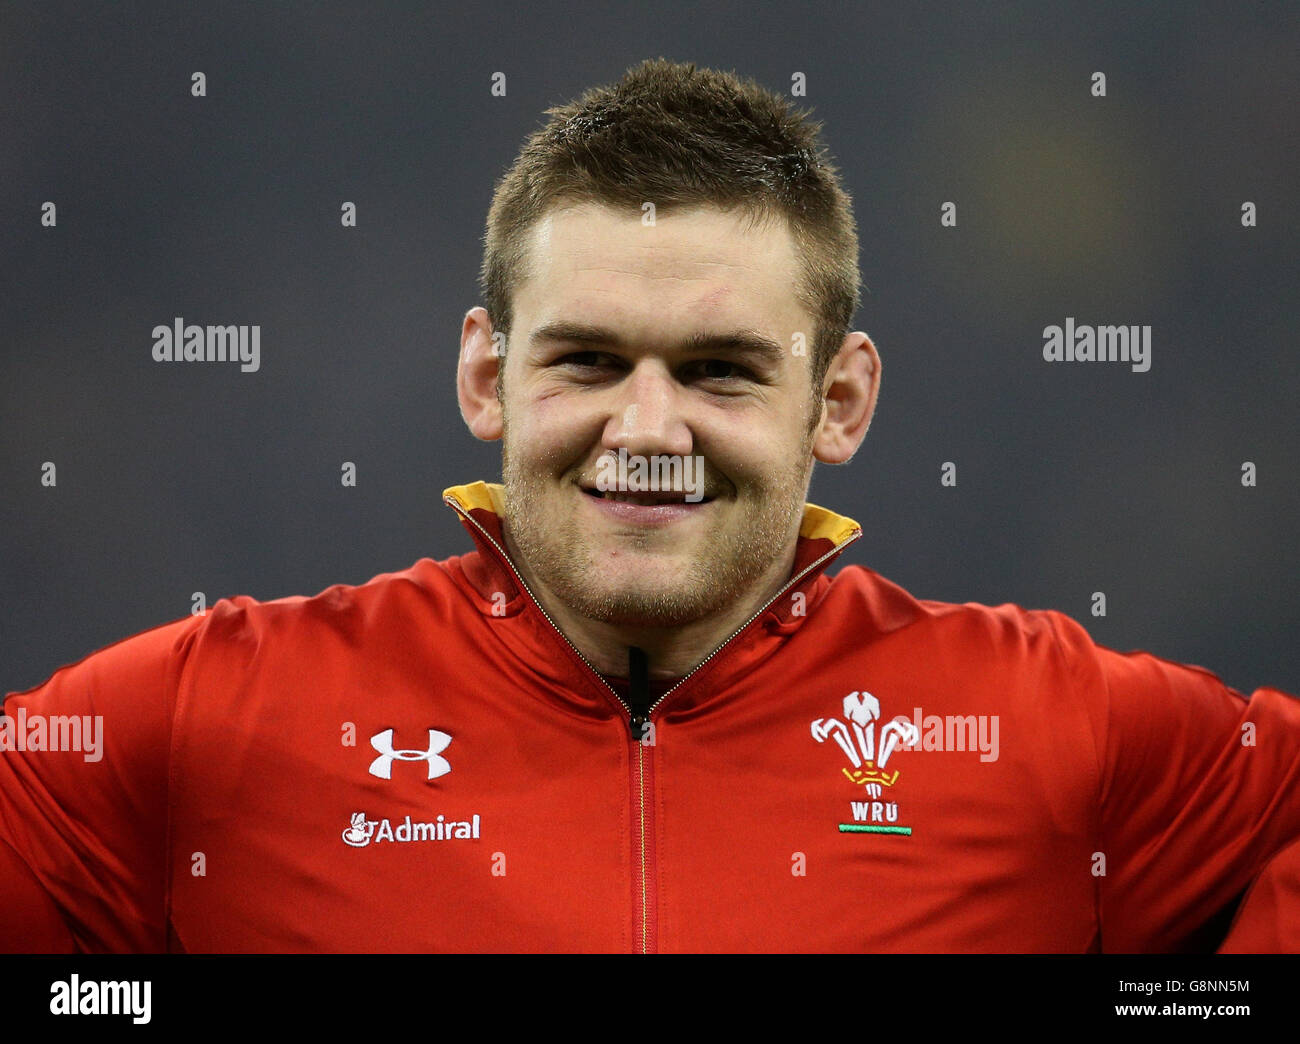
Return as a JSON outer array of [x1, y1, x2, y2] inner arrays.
[[530, 200, 792, 259], [513, 201, 808, 339]]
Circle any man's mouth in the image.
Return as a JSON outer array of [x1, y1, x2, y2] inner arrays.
[[581, 487, 714, 505]]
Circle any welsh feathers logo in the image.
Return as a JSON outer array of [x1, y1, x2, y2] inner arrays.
[[812, 692, 920, 837], [811, 692, 918, 787]]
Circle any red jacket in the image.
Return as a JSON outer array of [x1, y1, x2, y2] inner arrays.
[[2, 480, 1297, 952], [1218, 835, 1300, 952]]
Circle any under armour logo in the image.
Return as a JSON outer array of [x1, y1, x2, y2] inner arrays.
[[368, 728, 452, 781]]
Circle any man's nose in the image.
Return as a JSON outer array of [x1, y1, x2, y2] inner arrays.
[[601, 361, 693, 458]]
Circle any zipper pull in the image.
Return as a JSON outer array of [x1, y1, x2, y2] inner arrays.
[[628, 645, 650, 741]]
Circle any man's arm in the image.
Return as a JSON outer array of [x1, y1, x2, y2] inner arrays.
[[0, 832, 76, 950], [0, 615, 199, 953], [1048, 611, 1300, 952], [1217, 835, 1300, 952]]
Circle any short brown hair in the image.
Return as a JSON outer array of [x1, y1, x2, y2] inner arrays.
[[480, 58, 861, 393]]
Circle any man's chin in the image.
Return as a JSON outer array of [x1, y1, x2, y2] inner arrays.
[[555, 576, 719, 629]]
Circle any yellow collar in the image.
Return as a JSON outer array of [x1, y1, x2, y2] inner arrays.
[[442, 480, 861, 547]]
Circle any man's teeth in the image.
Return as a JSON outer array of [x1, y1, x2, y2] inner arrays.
[[583, 487, 711, 505], [602, 491, 684, 504]]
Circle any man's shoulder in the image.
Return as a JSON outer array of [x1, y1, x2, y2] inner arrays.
[[818, 564, 1245, 716], [822, 562, 1077, 652], [10, 557, 476, 701], [192, 556, 474, 647]]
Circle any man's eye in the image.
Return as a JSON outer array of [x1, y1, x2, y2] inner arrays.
[[690, 359, 750, 381], [556, 351, 615, 369]]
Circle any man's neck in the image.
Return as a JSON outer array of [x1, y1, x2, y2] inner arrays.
[[499, 531, 799, 681]]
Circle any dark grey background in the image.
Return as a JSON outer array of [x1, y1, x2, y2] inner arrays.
[[2, 1, 1296, 697]]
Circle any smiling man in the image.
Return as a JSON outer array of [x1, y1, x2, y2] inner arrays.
[[2, 58, 1298, 955], [459, 200, 876, 683]]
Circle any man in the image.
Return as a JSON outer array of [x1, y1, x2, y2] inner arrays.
[[1, 58, 1297, 953]]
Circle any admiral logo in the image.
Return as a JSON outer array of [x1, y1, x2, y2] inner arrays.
[[812, 692, 919, 836], [342, 811, 481, 847]]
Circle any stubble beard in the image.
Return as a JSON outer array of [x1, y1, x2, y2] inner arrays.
[[500, 416, 816, 629]]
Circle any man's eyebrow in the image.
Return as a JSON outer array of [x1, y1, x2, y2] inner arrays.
[[529, 321, 787, 362]]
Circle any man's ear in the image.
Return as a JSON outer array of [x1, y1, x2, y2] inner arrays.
[[813, 331, 881, 464], [458, 307, 504, 441]]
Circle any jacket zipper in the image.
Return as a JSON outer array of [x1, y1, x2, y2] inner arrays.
[[633, 736, 654, 953], [445, 493, 860, 952]]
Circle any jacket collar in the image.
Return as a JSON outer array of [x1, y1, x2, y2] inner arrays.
[[440, 480, 862, 715]]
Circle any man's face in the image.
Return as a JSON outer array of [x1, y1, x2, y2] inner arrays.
[[499, 201, 822, 629]]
